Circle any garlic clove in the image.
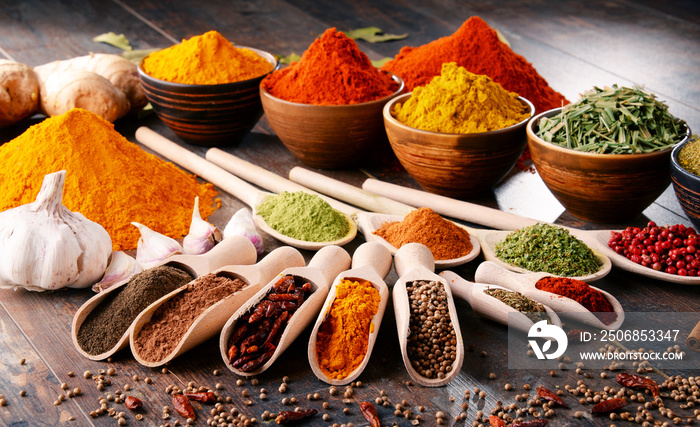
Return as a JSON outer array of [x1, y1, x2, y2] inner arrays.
[[183, 196, 222, 255], [131, 221, 183, 269], [92, 251, 143, 293], [0, 170, 112, 291], [224, 207, 264, 255]]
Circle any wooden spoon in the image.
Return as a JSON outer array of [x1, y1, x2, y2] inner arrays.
[[219, 245, 352, 376], [130, 246, 305, 367], [362, 178, 700, 285], [392, 243, 465, 387], [439, 270, 562, 334], [307, 242, 392, 385], [135, 127, 357, 250], [473, 261, 625, 330], [288, 167, 481, 268], [71, 235, 257, 361]]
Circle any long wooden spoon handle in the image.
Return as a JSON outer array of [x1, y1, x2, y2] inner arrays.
[[206, 149, 357, 214], [289, 167, 414, 216], [135, 127, 261, 208], [307, 246, 352, 287], [362, 178, 540, 230]]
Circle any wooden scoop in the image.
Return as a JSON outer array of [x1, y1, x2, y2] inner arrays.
[[318, 176, 612, 282], [288, 167, 481, 268], [219, 245, 351, 376], [439, 270, 562, 334], [71, 235, 257, 361], [392, 243, 465, 387], [130, 246, 305, 367], [307, 242, 392, 385], [363, 178, 700, 284], [135, 127, 357, 250], [474, 261, 625, 330]]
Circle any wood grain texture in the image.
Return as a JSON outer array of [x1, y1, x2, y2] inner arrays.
[[0, 0, 699, 425]]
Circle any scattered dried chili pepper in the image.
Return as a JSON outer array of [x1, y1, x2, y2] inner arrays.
[[184, 391, 216, 404], [124, 396, 143, 410], [567, 328, 585, 343], [275, 408, 318, 424], [488, 415, 507, 427], [512, 419, 548, 427], [172, 394, 196, 420], [591, 397, 627, 414], [616, 372, 659, 397], [536, 386, 568, 408], [359, 401, 380, 427]]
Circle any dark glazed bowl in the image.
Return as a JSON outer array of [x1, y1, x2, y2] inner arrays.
[[260, 74, 404, 169], [383, 93, 534, 198], [138, 47, 278, 146], [671, 138, 700, 230], [527, 107, 691, 223]]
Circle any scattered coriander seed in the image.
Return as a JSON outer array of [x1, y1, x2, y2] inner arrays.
[[67, 371, 74, 377], [260, 393, 267, 400], [329, 386, 338, 396], [505, 384, 514, 391], [323, 414, 330, 421], [132, 375, 140, 381], [0, 398, 6, 406], [282, 398, 290, 405], [161, 367, 168, 374], [244, 400, 253, 406], [481, 351, 487, 358], [83, 371, 91, 379], [601, 372, 608, 379], [107, 368, 116, 376], [242, 390, 250, 397], [236, 379, 244, 386], [279, 384, 288, 393], [344, 390, 353, 398], [251, 378, 259, 386], [290, 397, 297, 404], [19, 390, 26, 397], [324, 402, 331, 409], [436, 411, 445, 418], [53, 400, 61, 406], [550, 370, 557, 377], [213, 369, 220, 376], [479, 391, 487, 399], [489, 373, 497, 379], [343, 408, 350, 415], [314, 392, 321, 400], [406, 381, 414, 386], [216, 383, 223, 390], [124, 384, 130, 391], [282, 376, 290, 383]]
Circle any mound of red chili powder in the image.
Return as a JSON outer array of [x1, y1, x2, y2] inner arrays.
[[535, 277, 617, 325], [380, 16, 568, 115], [261, 27, 399, 105]]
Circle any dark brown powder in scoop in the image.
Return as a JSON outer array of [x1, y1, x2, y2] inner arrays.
[[133, 273, 248, 362], [77, 265, 194, 355]]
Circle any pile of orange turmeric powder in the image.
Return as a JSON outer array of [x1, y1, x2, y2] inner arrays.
[[0, 108, 219, 250]]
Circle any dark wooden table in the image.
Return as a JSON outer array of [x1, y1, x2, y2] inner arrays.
[[1, 1, 699, 426]]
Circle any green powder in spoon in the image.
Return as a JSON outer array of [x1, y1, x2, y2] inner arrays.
[[256, 191, 349, 242]]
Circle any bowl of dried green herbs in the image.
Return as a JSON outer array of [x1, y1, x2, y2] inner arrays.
[[526, 84, 690, 223], [671, 137, 700, 230]]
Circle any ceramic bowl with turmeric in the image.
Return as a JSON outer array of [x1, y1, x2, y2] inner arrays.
[[383, 92, 534, 198], [138, 31, 278, 146]]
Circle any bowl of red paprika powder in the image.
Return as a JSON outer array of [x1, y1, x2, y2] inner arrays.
[[138, 31, 278, 146], [259, 27, 404, 169]]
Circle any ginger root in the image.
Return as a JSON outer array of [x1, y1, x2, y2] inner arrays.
[[34, 68, 130, 123], [0, 60, 40, 126], [0, 53, 146, 126], [35, 53, 147, 113]]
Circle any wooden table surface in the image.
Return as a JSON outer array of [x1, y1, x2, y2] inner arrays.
[[1, 1, 699, 426]]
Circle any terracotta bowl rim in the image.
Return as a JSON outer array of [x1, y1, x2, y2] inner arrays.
[[138, 45, 279, 89], [383, 92, 534, 137], [259, 73, 405, 109], [527, 107, 691, 160], [671, 137, 700, 182]]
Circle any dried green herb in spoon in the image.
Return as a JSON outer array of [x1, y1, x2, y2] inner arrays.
[[535, 85, 685, 154]]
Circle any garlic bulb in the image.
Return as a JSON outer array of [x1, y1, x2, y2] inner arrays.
[[92, 251, 142, 293], [0, 170, 112, 291], [224, 207, 264, 255], [183, 196, 222, 255], [132, 222, 183, 269]]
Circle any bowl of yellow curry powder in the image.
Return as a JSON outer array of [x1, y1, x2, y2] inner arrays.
[[139, 31, 278, 146], [383, 63, 534, 198]]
